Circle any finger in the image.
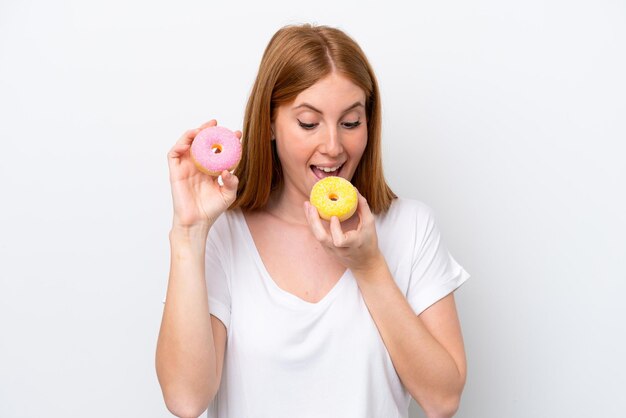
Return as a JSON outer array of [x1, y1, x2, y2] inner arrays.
[[332, 216, 361, 248], [198, 119, 218, 130], [168, 128, 200, 159], [169, 137, 194, 155], [304, 202, 332, 245], [176, 128, 200, 147], [221, 170, 239, 191], [355, 192, 375, 231], [330, 216, 348, 247], [234, 130, 243, 140], [220, 170, 239, 202]]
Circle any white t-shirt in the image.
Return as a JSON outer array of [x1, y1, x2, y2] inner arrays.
[[203, 197, 470, 418]]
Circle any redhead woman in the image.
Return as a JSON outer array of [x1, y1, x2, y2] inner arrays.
[[156, 24, 470, 418]]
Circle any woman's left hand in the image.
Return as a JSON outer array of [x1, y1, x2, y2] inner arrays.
[[304, 193, 385, 276]]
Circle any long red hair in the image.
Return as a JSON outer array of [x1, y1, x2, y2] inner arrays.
[[231, 24, 396, 213]]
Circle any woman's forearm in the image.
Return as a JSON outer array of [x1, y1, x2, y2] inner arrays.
[[353, 257, 466, 418], [156, 225, 217, 418]]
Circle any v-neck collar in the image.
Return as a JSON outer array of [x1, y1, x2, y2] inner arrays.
[[233, 208, 350, 309]]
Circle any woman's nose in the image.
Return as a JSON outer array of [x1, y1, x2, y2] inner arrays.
[[320, 128, 343, 157]]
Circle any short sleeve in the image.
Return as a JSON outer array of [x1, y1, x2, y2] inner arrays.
[[406, 205, 470, 315], [205, 224, 232, 330]]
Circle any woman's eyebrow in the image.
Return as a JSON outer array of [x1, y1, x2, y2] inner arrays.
[[292, 101, 365, 115]]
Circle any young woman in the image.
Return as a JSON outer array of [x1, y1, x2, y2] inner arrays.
[[156, 24, 470, 418]]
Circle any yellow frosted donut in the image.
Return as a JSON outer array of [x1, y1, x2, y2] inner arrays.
[[310, 176, 358, 222]]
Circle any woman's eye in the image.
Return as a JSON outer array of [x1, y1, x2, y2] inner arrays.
[[342, 120, 362, 129], [297, 119, 318, 130]]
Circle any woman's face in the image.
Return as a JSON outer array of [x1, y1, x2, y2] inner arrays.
[[272, 72, 368, 202]]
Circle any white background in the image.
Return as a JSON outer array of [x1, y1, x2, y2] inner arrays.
[[1, 1, 625, 417]]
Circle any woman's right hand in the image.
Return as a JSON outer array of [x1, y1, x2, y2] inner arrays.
[[167, 119, 241, 230]]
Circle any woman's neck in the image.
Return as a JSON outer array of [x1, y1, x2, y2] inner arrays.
[[264, 186, 309, 227]]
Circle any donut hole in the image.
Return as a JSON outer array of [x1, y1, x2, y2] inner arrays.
[[211, 144, 223, 154], [328, 193, 339, 202]]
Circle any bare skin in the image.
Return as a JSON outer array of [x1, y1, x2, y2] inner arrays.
[[156, 120, 238, 418]]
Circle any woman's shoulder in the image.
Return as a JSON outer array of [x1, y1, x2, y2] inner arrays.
[[377, 196, 435, 225], [208, 208, 244, 245], [374, 197, 438, 262]]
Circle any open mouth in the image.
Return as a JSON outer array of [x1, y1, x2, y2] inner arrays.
[[310, 163, 344, 179]]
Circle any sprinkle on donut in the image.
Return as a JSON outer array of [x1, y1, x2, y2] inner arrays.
[[310, 176, 358, 222], [190, 126, 242, 176]]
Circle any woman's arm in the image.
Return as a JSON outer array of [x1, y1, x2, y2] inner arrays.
[[352, 257, 466, 418], [156, 226, 227, 418], [157, 122, 238, 418], [304, 196, 466, 418]]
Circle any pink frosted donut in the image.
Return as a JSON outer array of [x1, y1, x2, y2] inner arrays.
[[190, 126, 242, 176]]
